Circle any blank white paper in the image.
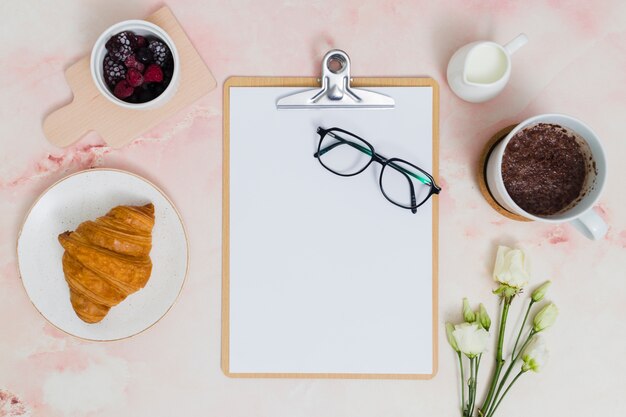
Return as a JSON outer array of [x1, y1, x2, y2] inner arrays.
[[228, 86, 435, 375]]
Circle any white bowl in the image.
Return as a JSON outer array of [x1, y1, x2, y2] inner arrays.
[[90, 19, 180, 110]]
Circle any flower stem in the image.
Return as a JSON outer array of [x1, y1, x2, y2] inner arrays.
[[473, 354, 482, 415], [511, 300, 534, 358], [457, 352, 466, 413], [479, 296, 512, 415], [486, 370, 525, 417], [468, 357, 480, 417], [467, 358, 474, 416], [487, 330, 535, 417]]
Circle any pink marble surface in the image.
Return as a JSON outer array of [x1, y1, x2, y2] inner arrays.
[[1, 0, 625, 416]]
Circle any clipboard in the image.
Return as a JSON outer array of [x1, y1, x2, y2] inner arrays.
[[222, 51, 439, 379]]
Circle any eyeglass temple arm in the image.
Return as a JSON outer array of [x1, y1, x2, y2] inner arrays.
[[394, 167, 418, 214], [315, 132, 435, 187]]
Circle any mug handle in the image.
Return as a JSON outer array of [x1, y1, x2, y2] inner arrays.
[[504, 33, 529, 55], [569, 208, 608, 240]]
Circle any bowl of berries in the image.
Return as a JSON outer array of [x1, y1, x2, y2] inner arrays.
[[91, 20, 179, 109]]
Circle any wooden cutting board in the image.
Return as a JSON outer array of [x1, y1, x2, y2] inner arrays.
[[43, 6, 216, 148]]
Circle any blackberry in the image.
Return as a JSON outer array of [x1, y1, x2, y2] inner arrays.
[[163, 59, 174, 83], [148, 39, 171, 66], [125, 91, 141, 103], [105, 31, 137, 62], [103, 54, 127, 87], [148, 82, 166, 97], [136, 47, 153, 64], [136, 86, 154, 102], [106, 31, 137, 50], [163, 69, 173, 85], [163, 58, 174, 72]]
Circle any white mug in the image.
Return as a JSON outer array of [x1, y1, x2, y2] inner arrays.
[[486, 114, 608, 240], [447, 33, 528, 103]]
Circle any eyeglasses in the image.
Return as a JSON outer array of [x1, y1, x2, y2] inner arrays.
[[313, 127, 441, 213]]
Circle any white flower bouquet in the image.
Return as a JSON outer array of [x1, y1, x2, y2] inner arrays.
[[446, 246, 558, 417]]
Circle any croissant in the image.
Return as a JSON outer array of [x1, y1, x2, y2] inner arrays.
[[58, 203, 155, 323]]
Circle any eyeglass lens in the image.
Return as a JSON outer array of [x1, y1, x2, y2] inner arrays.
[[380, 160, 432, 208], [317, 130, 373, 176]]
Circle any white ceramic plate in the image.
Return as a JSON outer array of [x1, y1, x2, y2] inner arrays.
[[17, 169, 188, 341]]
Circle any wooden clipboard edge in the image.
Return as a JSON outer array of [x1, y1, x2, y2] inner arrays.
[[222, 76, 439, 380]]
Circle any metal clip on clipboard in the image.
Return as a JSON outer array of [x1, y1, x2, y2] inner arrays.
[[276, 49, 395, 109]]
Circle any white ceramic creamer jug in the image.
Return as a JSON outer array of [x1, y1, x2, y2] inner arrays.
[[447, 34, 528, 103]]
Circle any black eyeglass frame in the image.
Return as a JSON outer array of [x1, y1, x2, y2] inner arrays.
[[314, 127, 441, 213]]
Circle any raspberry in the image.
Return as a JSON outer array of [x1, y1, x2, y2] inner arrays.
[[136, 35, 147, 47], [103, 54, 126, 87], [148, 39, 171, 66], [126, 68, 144, 87], [105, 31, 137, 62], [124, 55, 144, 72], [143, 64, 163, 83], [113, 80, 134, 99]]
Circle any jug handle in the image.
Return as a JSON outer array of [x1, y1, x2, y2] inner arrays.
[[504, 33, 529, 55]]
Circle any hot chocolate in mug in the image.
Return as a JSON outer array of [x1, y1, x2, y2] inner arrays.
[[485, 114, 608, 240]]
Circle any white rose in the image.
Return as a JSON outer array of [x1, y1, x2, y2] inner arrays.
[[531, 280, 551, 302], [493, 245, 529, 289], [452, 322, 489, 358], [445, 322, 459, 352], [533, 303, 558, 332], [522, 335, 549, 372]]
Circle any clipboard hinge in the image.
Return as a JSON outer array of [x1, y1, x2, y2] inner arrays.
[[276, 50, 395, 109]]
